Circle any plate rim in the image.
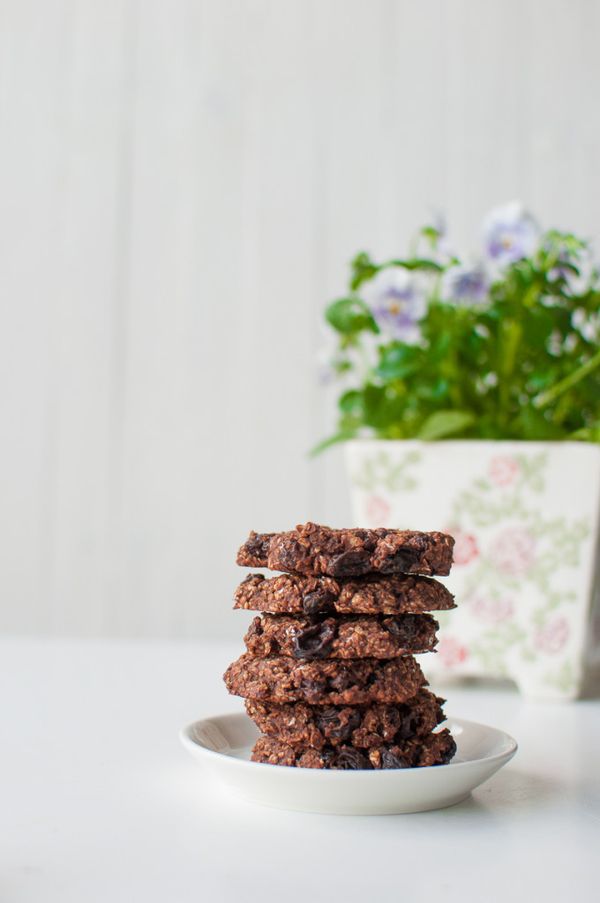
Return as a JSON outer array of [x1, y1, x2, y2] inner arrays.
[[179, 712, 518, 775]]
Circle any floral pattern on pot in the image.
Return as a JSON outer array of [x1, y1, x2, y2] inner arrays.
[[347, 440, 600, 700], [437, 636, 469, 668]]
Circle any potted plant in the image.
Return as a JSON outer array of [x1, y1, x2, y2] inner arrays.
[[319, 202, 600, 699]]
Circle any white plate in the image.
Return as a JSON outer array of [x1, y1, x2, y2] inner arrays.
[[179, 713, 517, 815]]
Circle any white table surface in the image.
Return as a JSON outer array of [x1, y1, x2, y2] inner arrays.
[[1, 636, 599, 903]]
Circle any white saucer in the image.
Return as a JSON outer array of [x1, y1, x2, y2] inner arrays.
[[179, 713, 517, 815]]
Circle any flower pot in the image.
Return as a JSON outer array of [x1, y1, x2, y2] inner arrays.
[[345, 439, 600, 700]]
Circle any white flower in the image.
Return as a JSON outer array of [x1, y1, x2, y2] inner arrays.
[[362, 268, 427, 343], [483, 201, 540, 265], [572, 309, 600, 343], [548, 245, 595, 296]]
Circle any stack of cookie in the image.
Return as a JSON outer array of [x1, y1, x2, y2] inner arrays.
[[224, 522, 457, 769]]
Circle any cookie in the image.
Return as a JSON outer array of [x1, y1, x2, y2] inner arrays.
[[234, 572, 455, 616], [243, 613, 438, 660], [244, 688, 445, 749], [237, 522, 454, 577], [251, 727, 456, 769], [223, 652, 426, 705]]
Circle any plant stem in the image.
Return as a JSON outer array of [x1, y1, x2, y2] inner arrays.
[[498, 319, 522, 425], [534, 347, 600, 409]]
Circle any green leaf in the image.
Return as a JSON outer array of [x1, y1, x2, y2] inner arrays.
[[420, 225, 441, 244], [350, 252, 380, 290], [569, 425, 600, 442], [534, 347, 600, 409], [338, 389, 364, 416], [362, 384, 407, 431], [319, 218, 600, 447], [509, 408, 563, 440], [386, 257, 444, 273], [309, 430, 356, 457], [417, 410, 475, 440], [415, 377, 450, 404], [375, 343, 421, 380], [325, 297, 378, 336], [522, 307, 555, 346]]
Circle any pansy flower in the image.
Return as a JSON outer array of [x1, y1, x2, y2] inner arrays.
[[483, 201, 539, 266], [363, 268, 426, 344]]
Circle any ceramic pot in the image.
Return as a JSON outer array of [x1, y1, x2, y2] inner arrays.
[[345, 439, 600, 700]]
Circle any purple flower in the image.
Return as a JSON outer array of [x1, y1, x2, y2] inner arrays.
[[441, 263, 489, 306], [483, 201, 539, 265], [364, 268, 426, 343]]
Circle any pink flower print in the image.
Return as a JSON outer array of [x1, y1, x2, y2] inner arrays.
[[489, 455, 520, 487], [365, 495, 391, 527], [534, 617, 569, 655], [437, 636, 469, 668], [469, 593, 514, 625], [450, 528, 479, 566], [491, 527, 536, 576]]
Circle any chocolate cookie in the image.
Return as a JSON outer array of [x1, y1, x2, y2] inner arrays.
[[223, 652, 426, 705], [243, 613, 438, 660], [237, 522, 454, 577], [234, 572, 455, 616], [245, 688, 445, 749], [251, 728, 456, 769]]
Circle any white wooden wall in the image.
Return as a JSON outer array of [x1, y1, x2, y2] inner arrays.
[[1, 0, 599, 638]]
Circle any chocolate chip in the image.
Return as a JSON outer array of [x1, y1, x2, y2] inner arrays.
[[328, 549, 371, 577], [244, 533, 272, 560], [375, 705, 402, 740], [331, 713, 362, 742], [383, 614, 421, 644], [245, 617, 263, 639], [378, 547, 421, 574], [439, 736, 457, 765], [315, 706, 340, 727], [328, 665, 361, 692], [316, 707, 362, 742], [276, 539, 307, 571], [299, 677, 328, 701], [382, 617, 404, 638], [302, 587, 336, 615], [240, 573, 263, 586], [332, 748, 371, 770], [380, 749, 409, 769], [293, 620, 337, 660], [320, 748, 337, 767], [365, 668, 380, 688], [396, 714, 419, 741]]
